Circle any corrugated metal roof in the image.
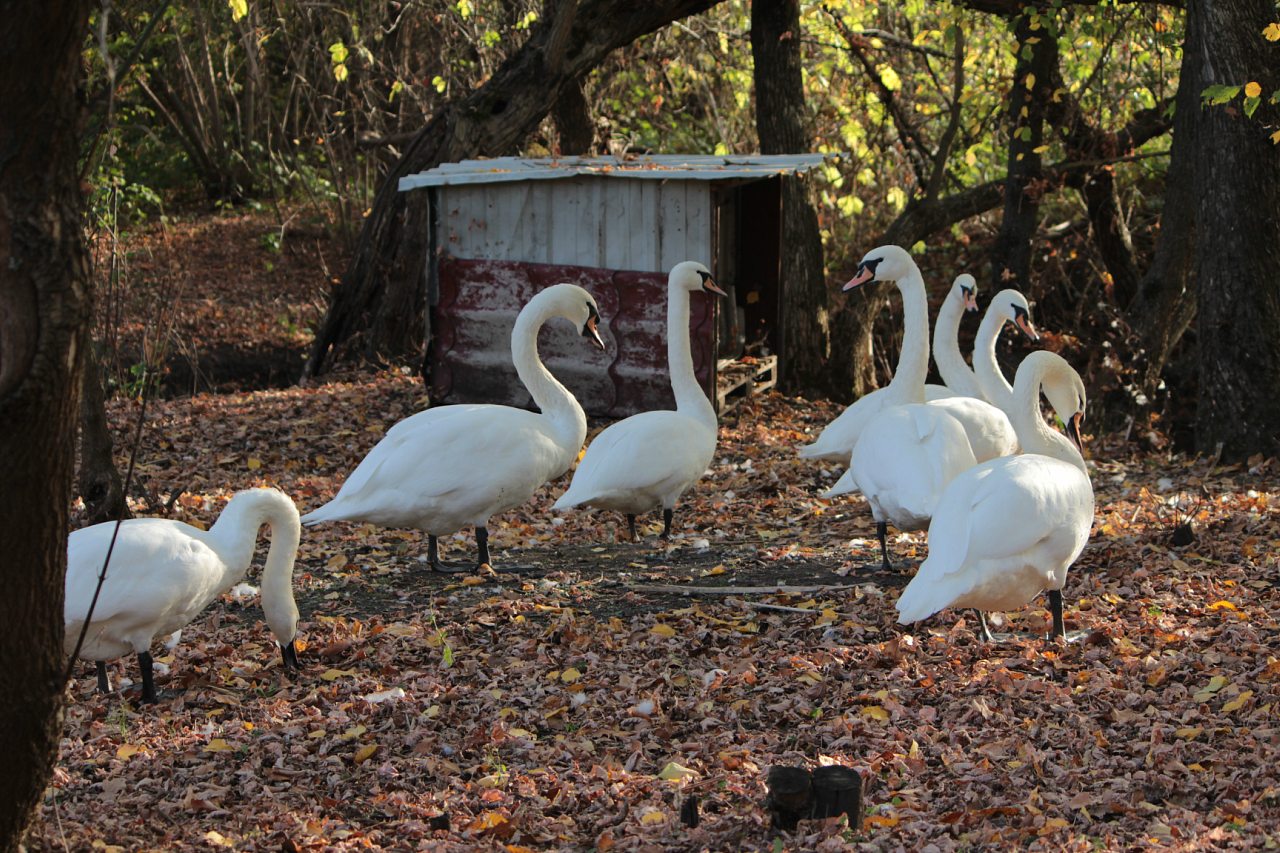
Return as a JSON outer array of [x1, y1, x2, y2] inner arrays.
[[399, 153, 840, 191]]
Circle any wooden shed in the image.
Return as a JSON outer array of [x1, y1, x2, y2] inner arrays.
[[398, 154, 835, 417]]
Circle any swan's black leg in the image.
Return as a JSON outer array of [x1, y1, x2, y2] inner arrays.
[[1048, 589, 1066, 640], [95, 661, 112, 694], [476, 526, 491, 568], [137, 651, 157, 705], [428, 534, 470, 573], [661, 508, 674, 540], [876, 522, 894, 570], [627, 514, 638, 542]]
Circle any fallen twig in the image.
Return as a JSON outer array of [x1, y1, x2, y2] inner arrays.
[[625, 583, 858, 596]]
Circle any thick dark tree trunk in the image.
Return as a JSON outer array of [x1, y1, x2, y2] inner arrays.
[[304, 0, 723, 376], [0, 1, 94, 847], [1190, 0, 1280, 459], [988, 8, 1059, 288], [750, 0, 831, 397], [1127, 15, 1204, 396], [552, 76, 596, 155], [77, 350, 129, 525]]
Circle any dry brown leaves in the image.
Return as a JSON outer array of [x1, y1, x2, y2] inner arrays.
[[33, 376, 1280, 851]]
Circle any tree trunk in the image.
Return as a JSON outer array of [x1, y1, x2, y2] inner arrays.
[[1190, 0, 1280, 459], [552, 76, 596, 155], [750, 0, 831, 397], [304, 0, 723, 376], [1127, 13, 1204, 397], [988, 8, 1059, 288], [77, 349, 129, 526], [0, 1, 93, 847]]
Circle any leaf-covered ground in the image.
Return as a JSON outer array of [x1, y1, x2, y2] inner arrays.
[[33, 210, 1280, 850], [33, 373, 1280, 851]]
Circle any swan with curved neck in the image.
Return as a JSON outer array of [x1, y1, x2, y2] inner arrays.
[[798, 246, 933, 462], [973, 288, 1039, 412], [302, 283, 606, 572], [65, 487, 302, 704], [932, 274, 982, 399], [895, 351, 1094, 641], [554, 261, 724, 540]]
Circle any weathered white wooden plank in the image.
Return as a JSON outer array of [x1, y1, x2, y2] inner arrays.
[[658, 182, 688, 271]]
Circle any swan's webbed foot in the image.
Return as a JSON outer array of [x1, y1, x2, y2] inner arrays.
[[427, 535, 472, 574], [95, 661, 112, 694]]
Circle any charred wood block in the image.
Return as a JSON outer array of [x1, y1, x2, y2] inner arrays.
[[679, 794, 700, 828], [810, 765, 863, 824], [765, 765, 814, 831]]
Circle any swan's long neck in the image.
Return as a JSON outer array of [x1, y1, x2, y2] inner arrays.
[[883, 269, 930, 404], [512, 299, 588, 454], [669, 286, 716, 431], [210, 489, 302, 642], [1010, 370, 1087, 473], [974, 310, 1014, 411], [932, 291, 980, 398]]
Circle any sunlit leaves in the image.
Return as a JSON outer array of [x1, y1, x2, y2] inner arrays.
[[328, 41, 348, 83], [226, 0, 247, 22], [1204, 84, 1241, 105], [1263, 22, 1280, 41]]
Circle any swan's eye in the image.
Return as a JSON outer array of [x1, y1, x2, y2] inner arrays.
[[859, 256, 884, 278]]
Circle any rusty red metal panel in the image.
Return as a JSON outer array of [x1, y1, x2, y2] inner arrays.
[[433, 258, 715, 418]]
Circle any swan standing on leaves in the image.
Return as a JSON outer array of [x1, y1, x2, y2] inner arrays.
[[895, 351, 1094, 641], [64, 487, 303, 704], [303, 283, 606, 572], [554, 262, 724, 540]]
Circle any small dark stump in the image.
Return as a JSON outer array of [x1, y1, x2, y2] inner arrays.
[[765, 764, 862, 831]]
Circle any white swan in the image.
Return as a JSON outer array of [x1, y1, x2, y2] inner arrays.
[[553, 261, 723, 540], [895, 351, 1094, 641], [302, 283, 606, 571], [932, 274, 982, 398], [65, 487, 302, 704], [973, 288, 1039, 412]]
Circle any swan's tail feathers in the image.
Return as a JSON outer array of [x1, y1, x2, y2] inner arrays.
[[895, 563, 950, 624], [821, 468, 859, 499], [551, 492, 583, 511], [797, 441, 824, 459], [300, 505, 337, 527], [895, 586, 944, 624]]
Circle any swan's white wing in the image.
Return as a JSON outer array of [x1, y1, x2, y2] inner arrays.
[[556, 412, 716, 510], [924, 384, 958, 401], [66, 520, 226, 656], [926, 396, 1018, 461], [382, 404, 497, 442], [306, 407, 561, 531], [844, 405, 977, 528]]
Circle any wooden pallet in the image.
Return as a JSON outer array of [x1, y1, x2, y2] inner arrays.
[[715, 354, 778, 413]]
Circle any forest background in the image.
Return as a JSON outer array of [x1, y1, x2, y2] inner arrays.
[[1, 0, 1279, 849]]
